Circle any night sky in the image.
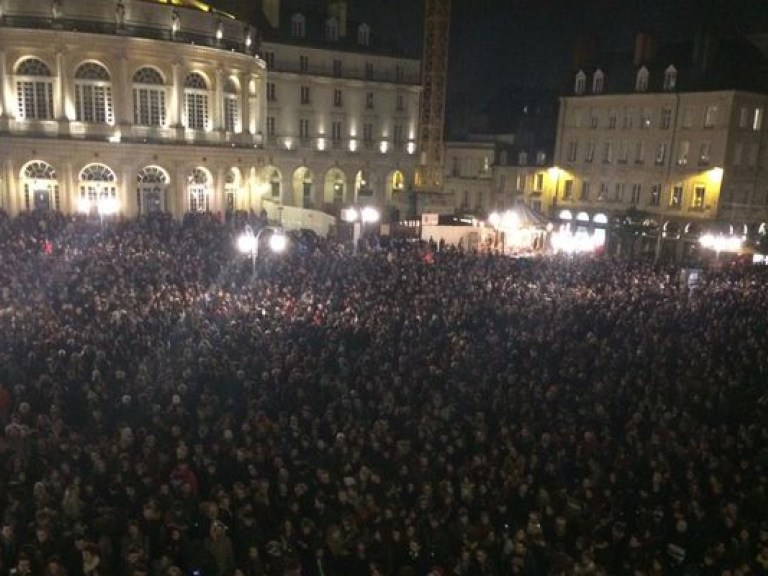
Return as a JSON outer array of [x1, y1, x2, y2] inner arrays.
[[224, 0, 768, 135]]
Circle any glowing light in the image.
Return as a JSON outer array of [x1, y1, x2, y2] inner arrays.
[[349, 139, 358, 152], [407, 142, 416, 154], [108, 132, 122, 144], [237, 233, 255, 253], [379, 141, 389, 154], [284, 138, 293, 150], [708, 167, 724, 183], [341, 208, 359, 222], [361, 207, 380, 223], [699, 233, 743, 252], [488, 212, 501, 227], [317, 138, 326, 151], [558, 210, 573, 220], [97, 197, 120, 215], [77, 198, 91, 213], [548, 166, 561, 178], [269, 231, 287, 252]]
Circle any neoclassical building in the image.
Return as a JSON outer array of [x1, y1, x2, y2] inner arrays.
[[0, 0, 420, 221]]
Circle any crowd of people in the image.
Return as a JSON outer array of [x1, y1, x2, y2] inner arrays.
[[1, 209, 767, 576]]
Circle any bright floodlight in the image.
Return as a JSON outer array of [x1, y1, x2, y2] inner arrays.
[[98, 197, 119, 215], [269, 231, 287, 252], [360, 206, 380, 223], [501, 211, 519, 230], [488, 212, 501, 227], [77, 197, 91, 213], [238, 233, 256, 254], [342, 208, 359, 223]]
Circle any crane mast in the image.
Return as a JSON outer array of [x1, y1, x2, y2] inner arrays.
[[415, 0, 451, 199]]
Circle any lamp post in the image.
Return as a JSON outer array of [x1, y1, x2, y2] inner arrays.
[[237, 224, 287, 276], [342, 206, 380, 254]]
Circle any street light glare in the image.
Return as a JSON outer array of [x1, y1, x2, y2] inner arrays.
[[361, 206, 380, 223], [237, 233, 256, 254], [269, 232, 287, 252]]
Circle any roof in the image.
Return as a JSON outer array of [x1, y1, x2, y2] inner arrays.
[[138, 0, 235, 19]]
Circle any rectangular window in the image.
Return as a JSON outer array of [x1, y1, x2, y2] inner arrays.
[[661, 107, 672, 129], [749, 144, 759, 166], [580, 180, 590, 201], [300, 86, 310, 104], [366, 92, 374, 109], [266, 82, 276, 101], [613, 182, 624, 202], [396, 94, 404, 111], [567, 140, 578, 162], [670, 185, 683, 207], [641, 108, 652, 128], [603, 142, 612, 163], [299, 118, 310, 139], [266, 116, 275, 137], [394, 124, 404, 146], [631, 183, 641, 204], [650, 184, 661, 206], [619, 140, 629, 163], [133, 87, 165, 126], [704, 105, 718, 128], [598, 182, 607, 202], [622, 109, 633, 129], [655, 143, 667, 165], [76, 84, 113, 124], [677, 140, 690, 165], [635, 141, 645, 164], [739, 107, 749, 128], [590, 111, 599, 128], [535, 173, 544, 191], [185, 92, 208, 130], [331, 121, 342, 144], [363, 122, 373, 142], [223, 94, 239, 132], [563, 179, 574, 200], [395, 65, 404, 82], [693, 185, 706, 209], [299, 55, 309, 73], [333, 89, 343, 107], [536, 151, 547, 165], [585, 141, 595, 163], [365, 62, 374, 80], [264, 51, 275, 68], [608, 113, 617, 129], [754, 107, 763, 131], [699, 142, 711, 165], [333, 59, 342, 77], [682, 107, 693, 128]]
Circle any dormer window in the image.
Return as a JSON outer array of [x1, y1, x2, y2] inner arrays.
[[635, 66, 649, 92], [574, 70, 586, 95], [325, 18, 339, 42], [291, 13, 306, 38], [663, 65, 677, 91], [357, 23, 370, 46], [592, 69, 604, 94]]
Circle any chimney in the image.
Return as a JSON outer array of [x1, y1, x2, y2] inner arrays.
[[633, 32, 656, 66], [328, 0, 348, 37], [262, 0, 280, 29]]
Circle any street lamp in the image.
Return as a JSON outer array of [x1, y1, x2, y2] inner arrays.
[[237, 224, 287, 275], [342, 206, 380, 253]]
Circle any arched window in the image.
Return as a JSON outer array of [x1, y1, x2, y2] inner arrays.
[[75, 62, 113, 124], [15, 58, 54, 120], [187, 168, 211, 212], [225, 168, 240, 214], [326, 17, 339, 42], [132, 67, 166, 126], [592, 69, 604, 94], [291, 13, 306, 38], [137, 166, 169, 214], [22, 161, 59, 211], [184, 72, 210, 130], [223, 78, 240, 133], [78, 163, 117, 214], [635, 66, 649, 92], [574, 70, 586, 95], [663, 65, 677, 91], [358, 23, 370, 46], [270, 169, 281, 198]]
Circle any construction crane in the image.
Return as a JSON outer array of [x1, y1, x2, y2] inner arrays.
[[413, 0, 451, 213]]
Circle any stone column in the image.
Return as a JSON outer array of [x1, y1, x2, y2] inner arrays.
[[214, 67, 224, 132]]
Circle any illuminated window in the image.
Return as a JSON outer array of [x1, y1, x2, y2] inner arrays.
[[660, 107, 672, 130], [704, 105, 718, 128], [693, 186, 705, 209], [635, 66, 649, 92], [631, 183, 641, 204], [300, 86, 310, 104], [563, 179, 574, 200], [754, 107, 763, 131], [223, 78, 240, 132], [184, 72, 209, 130], [699, 142, 711, 165], [75, 62, 113, 124], [299, 118, 310, 139], [334, 89, 343, 107], [677, 140, 690, 165], [574, 70, 586, 95], [291, 13, 306, 38], [22, 161, 59, 211], [187, 168, 210, 212], [325, 18, 339, 42], [132, 67, 166, 126], [358, 24, 371, 46], [592, 69, 604, 94], [266, 116, 275, 137], [663, 65, 677, 91], [267, 82, 276, 101], [670, 185, 683, 208], [649, 184, 661, 206], [567, 140, 578, 162], [655, 143, 667, 165], [580, 180, 590, 201], [15, 58, 54, 120], [136, 166, 168, 214], [585, 141, 595, 163], [79, 163, 117, 211]]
